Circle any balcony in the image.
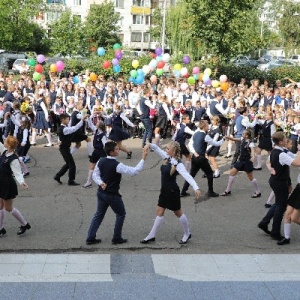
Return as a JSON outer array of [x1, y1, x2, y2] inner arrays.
[[131, 6, 151, 15]]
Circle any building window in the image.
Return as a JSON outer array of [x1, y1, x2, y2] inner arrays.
[[132, 15, 150, 25], [133, 0, 144, 7], [73, 0, 81, 5], [131, 32, 142, 42], [143, 32, 150, 43], [116, 0, 124, 8], [118, 17, 124, 26], [47, 11, 62, 22]]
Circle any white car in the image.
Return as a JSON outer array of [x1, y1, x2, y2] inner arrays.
[[12, 59, 29, 74]]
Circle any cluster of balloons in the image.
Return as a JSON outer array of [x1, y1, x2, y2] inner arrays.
[[97, 43, 123, 74]]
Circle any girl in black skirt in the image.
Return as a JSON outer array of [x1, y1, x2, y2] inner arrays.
[[140, 141, 201, 245], [0, 136, 30, 237], [221, 129, 261, 198]]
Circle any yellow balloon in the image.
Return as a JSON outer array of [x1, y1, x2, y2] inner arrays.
[[204, 68, 212, 76], [132, 60, 139, 69], [212, 80, 220, 88], [174, 64, 182, 71]]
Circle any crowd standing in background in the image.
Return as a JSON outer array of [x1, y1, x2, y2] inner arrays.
[[1, 69, 300, 246]]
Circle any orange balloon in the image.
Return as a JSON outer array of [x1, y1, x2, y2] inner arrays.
[[220, 82, 229, 92], [199, 73, 204, 81], [90, 72, 97, 81], [50, 64, 57, 72]]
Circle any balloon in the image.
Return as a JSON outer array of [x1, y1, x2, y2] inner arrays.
[[157, 61, 165, 69], [152, 53, 157, 59], [113, 43, 121, 50], [150, 75, 157, 82], [130, 70, 138, 78], [36, 54, 45, 64], [199, 73, 204, 81], [162, 53, 170, 62], [113, 65, 121, 73], [73, 76, 79, 84], [193, 74, 199, 80], [182, 55, 190, 64], [56, 60, 64, 72], [205, 79, 212, 86], [35, 64, 43, 73], [184, 72, 189, 79], [142, 65, 150, 75], [219, 74, 228, 83], [135, 75, 144, 84], [212, 80, 220, 88], [137, 69, 144, 77], [50, 64, 57, 72], [149, 59, 157, 69], [103, 60, 111, 69], [90, 72, 97, 81], [220, 82, 229, 92], [132, 59, 139, 69], [173, 63, 181, 71], [188, 76, 196, 85], [33, 72, 41, 81], [156, 68, 164, 76], [28, 58, 36, 67], [97, 47, 106, 56], [173, 70, 181, 78], [115, 50, 123, 60], [181, 83, 188, 91], [192, 66, 200, 74], [203, 74, 210, 83], [180, 67, 188, 76], [155, 47, 163, 56], [128, 77, 134, 83], [204, 68, 212, 76], [156, 55, 163, 62], [112, 58, 119, 66]]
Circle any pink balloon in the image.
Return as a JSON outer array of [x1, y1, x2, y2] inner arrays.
[[181, 83, 188, 91], [150, 75, 157, 82], [192, 67, 200, 74], [56, 60, 65, 72], [219, 74, 228, 83]]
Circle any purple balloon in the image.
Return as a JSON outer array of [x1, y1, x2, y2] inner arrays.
[[182, 55, 190, 64], [155, 47, 163, 56], [37, 54, 45, 64], [115, 51, 123, 60], [112, 58, 119, 66], [205, 79, 212, 86]]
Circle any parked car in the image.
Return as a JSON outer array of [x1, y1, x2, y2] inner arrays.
[[12, 59, 29, 74], [0, 51, 28, 70], [288, 55, 300, 66], [258, 59, 296, 71]]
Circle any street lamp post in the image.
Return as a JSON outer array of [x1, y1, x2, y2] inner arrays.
[[161, 0, 167, 52]]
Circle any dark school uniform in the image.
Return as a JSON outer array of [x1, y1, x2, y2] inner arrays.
[[233, 138, 254, 173], [70, 110, 87, 143], [206, 127, 222, 157], [258, 120, 273, 151]]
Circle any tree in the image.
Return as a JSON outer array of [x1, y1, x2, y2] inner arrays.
[[49, 10, 85, 56], [185, 0, 260, 59], [84, 1, 121, 48], [0, 0, 46, 51]]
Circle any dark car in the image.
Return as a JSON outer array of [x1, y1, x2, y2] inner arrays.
[[0, 51, 28, 72]]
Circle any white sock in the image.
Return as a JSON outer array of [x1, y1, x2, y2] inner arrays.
[[266, 191, 275, 205], [154, 134, 160, 145], [20, 160, 28, 174], [45, 132, 52, 145], [251, 178, 260, 193], [85, 169, 93, 186], [225, 175, 235, 192], [31, 131, 36, 144], [11, 208, 27, 226], [227, 143, 232, 156], [185, 161, 191, 173], [284, 223, 291, 239], [145, 216, 164, 240], [255, 155, 262, 168], [87, 141, 93, 156], [0, 209, 4, 229], [214, 169, 219, 176], [179, 214, 190, 242], [70, 147, 77, 154]]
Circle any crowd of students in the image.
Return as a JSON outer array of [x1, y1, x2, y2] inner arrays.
[[0, 68, 300, 246]]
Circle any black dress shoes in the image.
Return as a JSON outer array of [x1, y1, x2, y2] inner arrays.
[[126, 151, 132, 159], [112, 238, 128, 245], [258, 223, 270, 234], [265, 203, 272, 208], [140, 237, 155, 244], [270, 233, 284, 241], [253, 167, 262, 171], [277, 238, 290, 245], [54, 176, 62, 184], [180, 192, 190, 197], [68, 181, 80, 186], [179, 234, 192, 244], [0, 228, 6, 236], [86, 238, 102, 245], [17, 223, 31, 235], [206, 191, 219, 198]]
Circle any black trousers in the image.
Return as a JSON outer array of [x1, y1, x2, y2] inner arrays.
[[56, 148, 76, 182], [182, 154, 214, 193]]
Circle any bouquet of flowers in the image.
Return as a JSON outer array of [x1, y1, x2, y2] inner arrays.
[[21, 102, 32, 114], [106, 107, 113, 115], [58, 108, 65, 115]]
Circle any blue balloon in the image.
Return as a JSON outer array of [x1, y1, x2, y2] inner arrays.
[[113, 65, 121, 73], [135, 75, 144, 84], [128, 77, 134, 83], [193, 74, 199, 80], [73, 76, 79, 84], [156, 55, 163, 62], [173, 70, 180, 78], [97, 47, 106, 56], [137, 69, 144, 77]]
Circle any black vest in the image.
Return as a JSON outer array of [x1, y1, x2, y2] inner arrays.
[[58, 125, 73, 149], [0, 151, 18, 176], [270, 148, 290, 181], [139, 97, 150, 119]]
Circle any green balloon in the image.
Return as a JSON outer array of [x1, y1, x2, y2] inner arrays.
[[28, 58, 36, 67], [156, 68, 164, 76], [113, 43, 121, 50], [130, 70, 138, 78], [33, 72, 41, 81], [188, 76, 196, 85]]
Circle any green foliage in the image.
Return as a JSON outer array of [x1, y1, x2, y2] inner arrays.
[[49, 10, 85, 56], [84, 1, 121, 48], [149, 7, 162, 43], [0, 0, 45, 51]]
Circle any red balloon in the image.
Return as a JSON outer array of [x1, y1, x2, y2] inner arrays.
[[152, 53, 157, 59], [184, 72, 189, 78], [103, 60, 111, 69], [35, 64, 43, 73], [157, 61, 165, 69]]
